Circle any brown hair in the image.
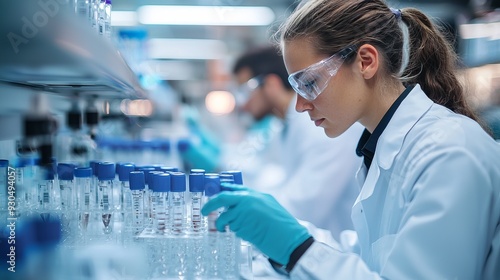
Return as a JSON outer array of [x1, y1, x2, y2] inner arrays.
[[278, 0, 481, 122]]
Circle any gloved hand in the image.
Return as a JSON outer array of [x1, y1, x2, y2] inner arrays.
[[201, 183, 311, 266]]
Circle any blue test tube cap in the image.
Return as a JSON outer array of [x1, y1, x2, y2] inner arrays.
[[177, 139, 190, 152], [135, 165, 155, 171], [219, 173, 234, 184], [221, 170, 243, 185], [160, 166, 178, 173], [0, 159, 9, 167], [204, 174, 220, 197], [190, 169, 205, 174], [37, 158, 56, 180], [118, 164, 135, 182], [15, 157, 35, 168], [151, 164, 163, 171], [160, 140, 170, 152], [170, 172, 186, 192], [97, 162, 115, 181], [189, 173, 204, 192], [89, 160, 99, 176], [116, 162, 134, 175], [57, 163, 76, 181], [74, 167, 92, 178], [129, 171, 145, 190], [44, 166, 55, 180], [147, 171, 163, 191], [153, 173, 171, 192]]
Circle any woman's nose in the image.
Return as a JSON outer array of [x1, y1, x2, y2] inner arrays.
[[295, 94, 311, 113]]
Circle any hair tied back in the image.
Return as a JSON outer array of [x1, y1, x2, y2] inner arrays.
[[390, 7, 402, 20]]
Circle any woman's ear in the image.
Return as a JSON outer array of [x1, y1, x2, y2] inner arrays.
[[356, 44, 379, 80]]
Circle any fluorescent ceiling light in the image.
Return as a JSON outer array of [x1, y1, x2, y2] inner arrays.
[[138, 5, 275, 26], [111, 11, 138, 26], [148, 38, 227, 60], [460, 22, 500, 40]]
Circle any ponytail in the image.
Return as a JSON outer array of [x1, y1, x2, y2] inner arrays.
[[401, 8, 481, 122]]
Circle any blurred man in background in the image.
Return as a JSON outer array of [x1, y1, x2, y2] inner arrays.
[[227, 45, 364, 238]]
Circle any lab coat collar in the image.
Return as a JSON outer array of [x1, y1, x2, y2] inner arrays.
[[375, 84, 433, 170]]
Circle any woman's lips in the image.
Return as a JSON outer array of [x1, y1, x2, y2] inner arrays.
[[314, 118, 324, 127]]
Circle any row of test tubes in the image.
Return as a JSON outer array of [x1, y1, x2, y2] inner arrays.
[[1, 158, 249, 279]]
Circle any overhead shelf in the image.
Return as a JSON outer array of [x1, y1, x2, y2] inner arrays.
[[0, 0, 147, 99]]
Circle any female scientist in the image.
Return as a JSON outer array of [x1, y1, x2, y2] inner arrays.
[[202, 0, 500, 279]]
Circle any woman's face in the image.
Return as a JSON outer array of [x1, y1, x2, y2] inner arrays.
[[283, 38, 369, 138]]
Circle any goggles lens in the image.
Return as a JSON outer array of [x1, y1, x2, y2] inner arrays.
[[288, 46, 356, 101], [234, 75, 265, 106]]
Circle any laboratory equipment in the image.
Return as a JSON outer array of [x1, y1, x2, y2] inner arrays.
[[37, 161, 57, 222], [144, 169, 162, 233], [118, 163, 135, 213], [160, 166, 178, 173], [75, 167, 92, 244], [152, 173, 171, 235], [221, 170, 244, 185], [98, 0, 112, 39], [97, 162, 115, 235], [189, 172, 205, 233], [129, 171, 145, 235], [59, 102, 96, 167], [58, 163, 77, 245], [204, 174, 222, 279], [170, 171, 187, 234], [14, 157, 36, 215], [74, 0, 89, 19]]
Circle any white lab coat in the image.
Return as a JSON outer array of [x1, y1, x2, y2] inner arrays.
[[254, 95, 364, 238], [288, 84, 500, 279]]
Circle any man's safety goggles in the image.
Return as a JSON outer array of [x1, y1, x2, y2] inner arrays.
[[288, 46, 357, 101]]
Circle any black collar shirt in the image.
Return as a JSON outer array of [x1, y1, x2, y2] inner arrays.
[[356, 85, 415, 170]]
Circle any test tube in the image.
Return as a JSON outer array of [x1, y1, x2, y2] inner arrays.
[[145, 170, 163, 233], [14, 158, 31, 215], [89, 160, 99, 208], [129, 171, 145, 235], [58, 163, 76, 210], [219, 172, 240, 278], [159, 166, 178, 173], [57, 163, 76, 243], [136, 166, 155, 222], [170, 172, 186, 234], [38, 162, 57, 221], [189, 172, 205, 233], [204, 174, 221, 278], [97, 162, 115, 234], [204, 174, 221, 232], [75, 167, 92, 237], [118, 163, 135, 214], [152, 173, 171, 235]]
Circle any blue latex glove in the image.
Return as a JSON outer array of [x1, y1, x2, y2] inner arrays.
[[201, 183, 311, 265]]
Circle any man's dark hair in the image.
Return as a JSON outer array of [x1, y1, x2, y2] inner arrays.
[[232, 45, 292, 90]]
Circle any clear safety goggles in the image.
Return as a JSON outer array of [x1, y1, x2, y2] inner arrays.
[[233, 75, 265, 106], [288, 46, 357, 101]]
